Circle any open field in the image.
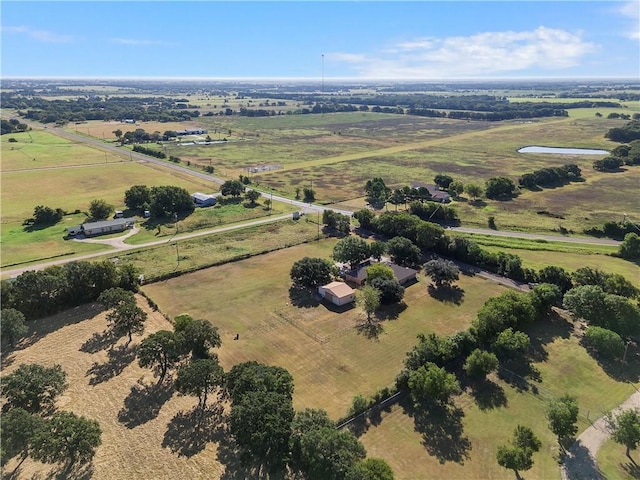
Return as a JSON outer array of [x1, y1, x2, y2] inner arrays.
[[142, 239, 506, 418], [597, 438, 639, 480], [0, 298, 230, 480], [1, 130, 123, 171], [63, 120, 193, 141]]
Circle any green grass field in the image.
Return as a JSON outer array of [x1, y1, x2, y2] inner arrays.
[[142, 238, 506, 418], [597, 438, 639, 480]]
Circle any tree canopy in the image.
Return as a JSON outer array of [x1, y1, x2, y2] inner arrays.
[[607, 409, 640, 457], [175, 358, 225, 410], [332, 236, 370, 269], [290, 257, 336, 289], [1, 363, 68, 414], [1, 308, 28, 347]]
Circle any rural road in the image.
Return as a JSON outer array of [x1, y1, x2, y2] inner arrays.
[[560, 389, 640, 480], [0, 214, 292, 278]]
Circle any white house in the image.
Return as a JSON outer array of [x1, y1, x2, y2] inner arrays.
[[192, 192, 217, 207], [318, 281, 355, 306]]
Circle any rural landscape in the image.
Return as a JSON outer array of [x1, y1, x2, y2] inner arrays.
[[1, 76, 639, 480]]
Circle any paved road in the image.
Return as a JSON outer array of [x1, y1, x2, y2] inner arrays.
[[560, 389, 640, 480]]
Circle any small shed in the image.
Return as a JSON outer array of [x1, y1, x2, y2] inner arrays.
[[192, 192, 217, 207], [318, 281, 355, 306]]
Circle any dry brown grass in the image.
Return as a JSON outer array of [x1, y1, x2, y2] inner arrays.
[[65, 121, 193, 140], [1, 297, 229, 480]]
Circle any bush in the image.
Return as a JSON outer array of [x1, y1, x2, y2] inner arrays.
[[584, 326, 625, 359]]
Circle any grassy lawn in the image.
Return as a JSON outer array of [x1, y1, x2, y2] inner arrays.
[[597, 438, 639, 480], [114, 219, 323, 281], [142, 238, 505, 418], [358, 318, 637, 480]]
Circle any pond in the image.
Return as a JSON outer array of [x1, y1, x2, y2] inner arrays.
[[518, 146, 609, 155]]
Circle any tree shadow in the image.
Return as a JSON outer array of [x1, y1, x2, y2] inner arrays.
[[162, 403, 225, 458], [427, 284, 465, 305], [402, 397, 471, 464], [79, 329, 116, 354], [375, 302, 407, 321], [356, 321, 384, 340], [582, 340, 640, 383], [118, 378, 175, 428], [86, 343, 137, 386], [467, 379, 508, 411], [622, 458, 640, 479], [469, 200, 487, 208], [43, 460, 95, 480], [13, 304, 103, 352], [288, 286, 319, 308], [562, 441, 605, 480], [525, 309, 573, 363]]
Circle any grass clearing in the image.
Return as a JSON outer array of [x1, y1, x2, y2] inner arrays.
[[142, 239, 505, 418], [359, 318, 637, 480]]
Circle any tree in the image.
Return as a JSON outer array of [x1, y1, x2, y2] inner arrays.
[[584, 326, 625, 359], [562, 285, 608, 325], [346, 458, 394, 480], [323, 210, 351, 235], [434, 174, 454, 189], [485, 176, 517, 199], [619, 232, 640, 260], [493, 328, 530, 359], [30, 411, 101, 465], [1, 308, 28, 347], [464, 349, 499, 379], [124, 185, 151, 211], [89, 198, 114, 220], [473, 290, 536, 342], [297, 426, 366, 480], [546, 395, 579, 446], [173, 315, 221, 359], [303, 187, 316, 202], [106, 302, 147, 344], [357, 285, 380, 325], [290, 257, 336, 289], [365, 263, 394, 283], [244, 189, 261, 205], [408, 362, 461, 406], [149, 185, 195, 217], [448, 180, 464, 197], [1, 408, 44, 467], [496, 425, 541, 478], [529, 283, 562, 318], [465, 182, 484, 201], [537, 265, 573, 293], [424, 259, 459, 288], [607, 409, 640, 457], [333, 236, 370, 269], [369, 278, 405, 305], [1, 363, 68, 414], [364, 178, 390, 208], [227, 362, 295, 468], [98, 287, 136, 310], [352, 208, 375, 230], [138, 330, 185, 382], [220, 180, 243, 197], [290, 408, 334, 463], [113, 129, 123, 141], [175, 358, 225, 410], [386, 236, 420, 267], [31, 205, 64, 226], [369, 240, 386, 261]]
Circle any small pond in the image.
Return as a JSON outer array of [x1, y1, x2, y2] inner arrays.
[[518, 146, 609, 155]]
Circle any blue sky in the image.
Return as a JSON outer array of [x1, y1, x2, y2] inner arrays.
[[1, 1, 639, 79]]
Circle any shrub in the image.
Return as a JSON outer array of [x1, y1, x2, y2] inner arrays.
[[584, 326, 625, 359]]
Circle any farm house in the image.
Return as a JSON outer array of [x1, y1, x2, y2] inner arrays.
[[66, 218, 135, 237]]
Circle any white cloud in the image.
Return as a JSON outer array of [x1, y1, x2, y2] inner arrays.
[[2, 25, 73, 43], [616, 1, 640, 39], [109, 38, 177, 46], [328, 27, 598, 79]]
